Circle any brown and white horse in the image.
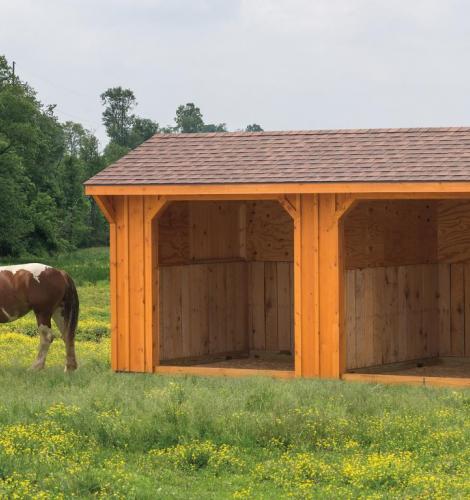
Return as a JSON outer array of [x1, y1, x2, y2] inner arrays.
[[0, 264, 79, 371]]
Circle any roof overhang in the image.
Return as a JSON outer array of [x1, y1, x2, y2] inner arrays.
[[85, 182, 470, 197]]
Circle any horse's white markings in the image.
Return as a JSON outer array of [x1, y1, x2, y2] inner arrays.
[[30, 324, 55, 370], [1, 307, 17, 322], [0, 263, 50, 282]]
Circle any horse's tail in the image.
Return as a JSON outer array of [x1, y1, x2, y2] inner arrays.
[[63, 272, 79, 340]]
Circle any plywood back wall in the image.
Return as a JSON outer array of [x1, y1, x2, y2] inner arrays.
[[437, 200, 470, 263], [158, 200, 293, 265], [344, 199, 470, 270], [158, 202, 190, 265], [246, 201, 293, 261], [343, 201, 438, 270], [158, 201, 243, 265]]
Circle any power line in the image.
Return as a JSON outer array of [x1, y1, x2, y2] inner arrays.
[[55, 108, 104, 133], [25, 67, 94, 102], [12, 61, 105, 133]]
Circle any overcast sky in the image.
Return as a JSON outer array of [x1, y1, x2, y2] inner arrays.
[[2, 0, 470, 146]]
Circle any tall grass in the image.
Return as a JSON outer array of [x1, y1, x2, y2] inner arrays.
[[0, 248, 469, 498], [0, 247, 109, 285], [0, 335, 468, 498]]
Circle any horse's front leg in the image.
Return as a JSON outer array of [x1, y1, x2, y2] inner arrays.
[[30, 315, 54, 371]]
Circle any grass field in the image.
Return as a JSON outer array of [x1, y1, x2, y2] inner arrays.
[[0, 248, 469, 498]]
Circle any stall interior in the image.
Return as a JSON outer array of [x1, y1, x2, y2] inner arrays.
[[343, 199, 470, 380], [157, 200, 294, 373]]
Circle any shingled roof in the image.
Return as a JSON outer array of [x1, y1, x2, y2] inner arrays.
[[85, 127, 470, 185]]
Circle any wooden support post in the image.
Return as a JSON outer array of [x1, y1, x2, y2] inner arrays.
[[293, 195, 302, 376], [298, 194, 320, 376], [318, 194, 340, 377], [317, 193, 356, 378], [144, 197, 167, 371], [128, 196, 146, 372], [120, 196, 130, 371]]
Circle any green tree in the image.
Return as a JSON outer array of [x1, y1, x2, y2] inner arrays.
[[103, 142, 130, 163], [100, 87, 136, 147], [27, 192, 63, 254], [0, 56, 112, 256], [79, 131, 108, 246], [174, 102, 226, 133], [0, 55, 64, 255], [101, 87, 159, 149], [245, 124, 263, 132], [61, 121, 109, 247], [202, 123, 227, 132], [129, 117, 159, 147], [0, 152, 32, 255], [160, 125, 176, 133], [58, 154, 90, 248], [175, 103, 205, 133], [63, 121, 87, 156]]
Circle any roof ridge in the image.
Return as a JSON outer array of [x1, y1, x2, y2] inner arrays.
[[149, 126, 470, 139]]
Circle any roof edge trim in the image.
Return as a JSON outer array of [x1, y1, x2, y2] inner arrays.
[[84, 181, 470, 196]]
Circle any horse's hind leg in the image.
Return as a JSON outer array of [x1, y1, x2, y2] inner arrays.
[[53, 307, 77, 372], [30, 313, 54, 371]]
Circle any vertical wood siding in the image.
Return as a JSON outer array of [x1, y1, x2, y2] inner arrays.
[[112, 195, 165, 372], [344, 264, 440, 370], [104, 194, 470, 378], [159, 261, 295, 361]]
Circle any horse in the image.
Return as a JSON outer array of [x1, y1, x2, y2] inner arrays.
[[0, 263, 79, 372]]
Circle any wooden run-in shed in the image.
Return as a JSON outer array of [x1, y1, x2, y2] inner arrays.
[[85, 128, 470, 387]]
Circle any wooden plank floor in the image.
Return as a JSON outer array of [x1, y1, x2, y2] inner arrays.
[[161, 353, 294, 370], [344, 357, 470, 388], [348, 357, 470, 377], [200, 356, 294, 371], [157, 353, 294, 377]]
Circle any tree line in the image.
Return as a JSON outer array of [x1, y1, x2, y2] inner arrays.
[[0, 56, 263, 257]]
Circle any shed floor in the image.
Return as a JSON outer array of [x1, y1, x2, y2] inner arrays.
[[161, 353, 294, 371], [349, 357, 470, 378], [344, 357, 470, 388], [200, 356, 294, 371]]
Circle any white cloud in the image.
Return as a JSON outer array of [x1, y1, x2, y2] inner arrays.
[[1, 0, 469, 145]]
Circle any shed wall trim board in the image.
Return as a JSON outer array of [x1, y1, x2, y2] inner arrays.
[[86, 183, 470, 197]]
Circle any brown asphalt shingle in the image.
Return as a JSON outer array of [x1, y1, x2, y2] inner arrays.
[[85, 128, 470, 185]]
